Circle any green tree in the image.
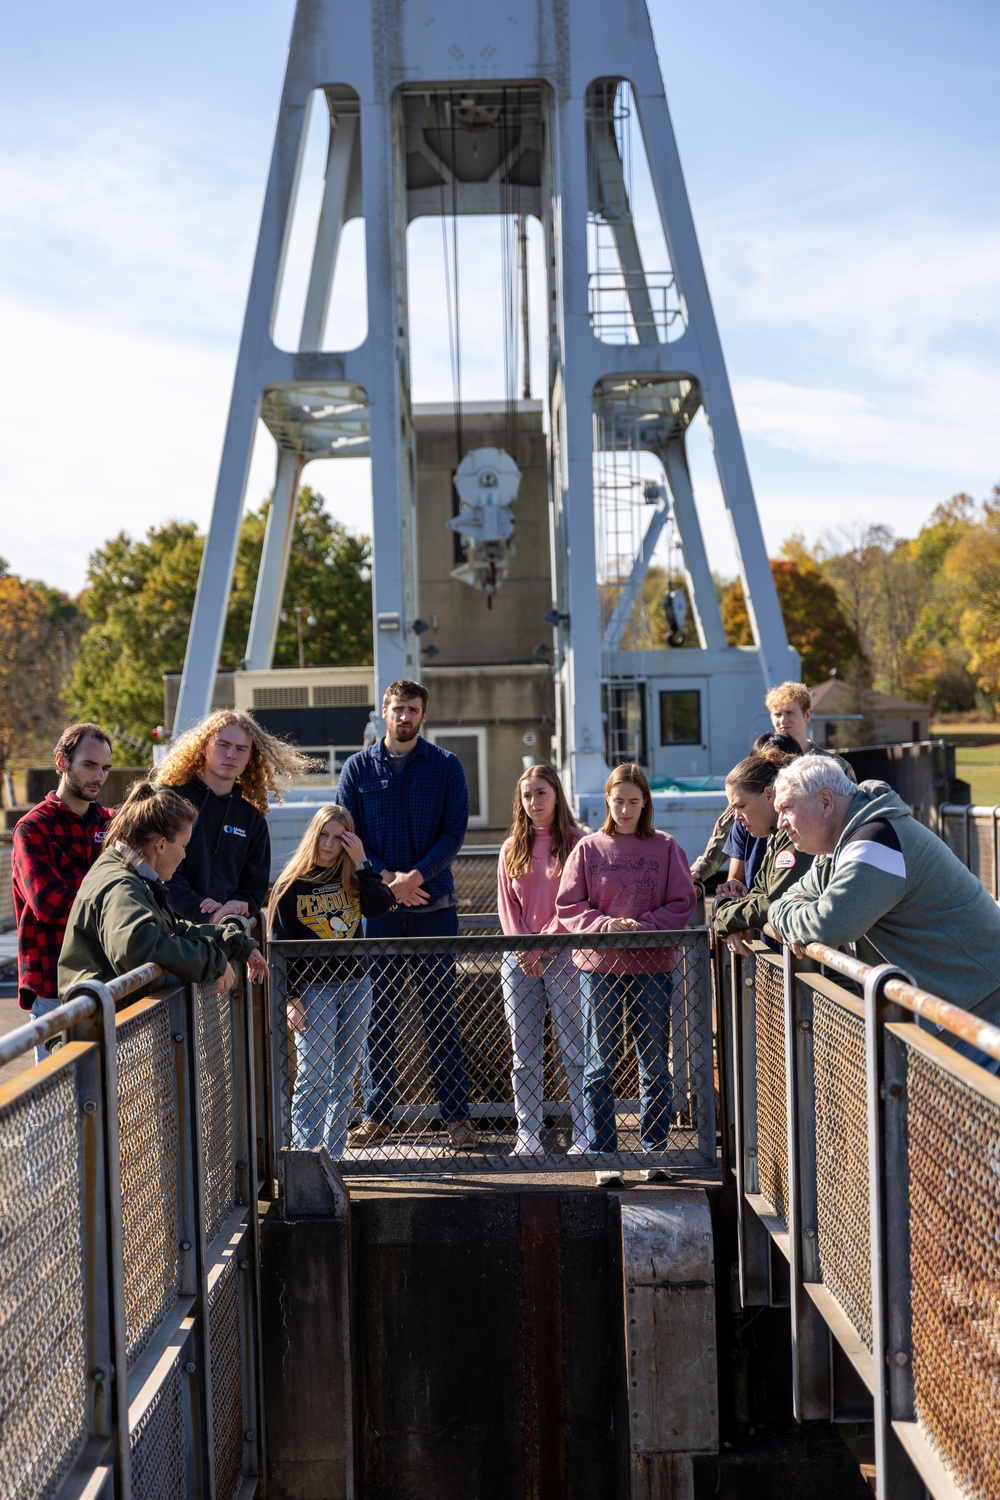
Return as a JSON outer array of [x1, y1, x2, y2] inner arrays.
[[66, 488, 372, 747], [720, 558, 868, 685]]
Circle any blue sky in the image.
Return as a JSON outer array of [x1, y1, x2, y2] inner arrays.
[[1, 0, 998, 595]]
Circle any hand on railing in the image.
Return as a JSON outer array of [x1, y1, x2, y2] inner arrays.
[[246, 949, 268, 985], [217, 963, 236, 995]]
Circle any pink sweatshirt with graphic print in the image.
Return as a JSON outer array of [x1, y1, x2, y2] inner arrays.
[[555, 830, 698, 973]]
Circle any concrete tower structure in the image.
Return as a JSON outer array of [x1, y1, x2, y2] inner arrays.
[[173, 0, 798, 804]]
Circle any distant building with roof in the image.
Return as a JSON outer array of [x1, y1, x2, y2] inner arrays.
[[809, 672, 931, 749]]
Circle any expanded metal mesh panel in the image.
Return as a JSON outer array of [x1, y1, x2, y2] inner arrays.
[[753, 956, 788, 1225], [810, 985, 873, 1352], [209, 1254, 246, 1500], [940, 811, 997, 898], [116, 1004, 180, 1367], [0, 1066, 88, 1499], [129, 1352, 186, 1499], [197, 983, 237, 1246], [270, 930, 713, 1174], [907, 1044, 1000, 1500]]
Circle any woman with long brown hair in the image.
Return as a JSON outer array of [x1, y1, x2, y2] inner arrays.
[[498, 765, 587, 1156], [713, 740, 811, 955], [267, 804, 394, 1160]]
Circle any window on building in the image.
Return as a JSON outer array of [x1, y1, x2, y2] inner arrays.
[[426, 727, 488, 827], [659, 690, 701, 746]]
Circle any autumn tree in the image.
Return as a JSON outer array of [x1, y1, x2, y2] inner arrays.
[[0, 560, 82, 773], [940, 499, 1000, 712], [812, 524, 924, 695], [720, 558, 867, 685], [897, 496, 979, 710], [67, 488, 372, 748]]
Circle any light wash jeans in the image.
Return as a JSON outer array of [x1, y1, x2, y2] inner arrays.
[[580, 971, 673, 1153], [30, 995, 61, 1065], [501, 952, 586, 1138], [291, 977, 373, 1160]]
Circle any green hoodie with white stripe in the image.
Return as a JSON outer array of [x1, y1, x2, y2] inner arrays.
[[769, 780, 1000, 1021]]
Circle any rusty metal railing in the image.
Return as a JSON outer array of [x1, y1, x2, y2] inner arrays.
[[0, 955, 263, 1500], [728, 933, 1000, 1500], [939, 803, 1000, 900]]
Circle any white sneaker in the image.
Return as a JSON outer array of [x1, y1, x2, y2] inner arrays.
[[639, 1167, 671, 1183], [567, 1135, 590, 1156], [513, 1131, 544, 1156], [595, 1167, 624, 1187]]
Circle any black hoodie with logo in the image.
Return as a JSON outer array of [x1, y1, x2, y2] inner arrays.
[[165, 777, 271, 922]]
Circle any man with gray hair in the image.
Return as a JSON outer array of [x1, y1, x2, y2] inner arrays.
[[769, 758, 1000, 1035]]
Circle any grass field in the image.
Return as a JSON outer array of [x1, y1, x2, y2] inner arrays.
[[932, 724, 1000, 806]]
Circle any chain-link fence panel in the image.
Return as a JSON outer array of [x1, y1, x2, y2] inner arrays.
[[209, 1252, 245, 1500], [128, 1349, 187, 1500], [753, 953, 788, 1225], [197, 981, 237, 1246], [116, 1000, 180, 1369], [269, 929, 714, 1174], [907, 1041, 1000, 1500], [808, 981, 873, 1352], [0, 1063, 89, 1500], [453, 846, 503, 921]]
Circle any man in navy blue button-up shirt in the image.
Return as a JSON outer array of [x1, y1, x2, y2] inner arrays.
[[338, 680, 475, 1149]]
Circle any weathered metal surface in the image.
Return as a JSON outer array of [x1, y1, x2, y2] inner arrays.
[[621, 1195, 718, 1460], [0, 966, 262, 1498], [752, 954, 789, 1225], [520, 1195, 567, 1500]]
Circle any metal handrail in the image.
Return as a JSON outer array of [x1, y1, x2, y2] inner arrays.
[[763, 930, 1000, 1063]]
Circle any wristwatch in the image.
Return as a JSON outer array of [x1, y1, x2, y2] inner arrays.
[[357, 859, 374, 872]]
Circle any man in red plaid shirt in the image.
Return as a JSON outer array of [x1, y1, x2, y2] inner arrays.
[[12, 722, 114, 1057]]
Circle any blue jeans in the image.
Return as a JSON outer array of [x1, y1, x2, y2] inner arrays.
[[30, 995, 61, 1065], [291, 977, 372, 1159], [361, 906, 471, 1125], [501, 953, 586, 1137], [581, 971, 673, 1152]]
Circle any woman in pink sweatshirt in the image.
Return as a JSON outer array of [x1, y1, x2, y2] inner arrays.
[[497, 765, 588, 1157], [556, 762, 697, 1155]]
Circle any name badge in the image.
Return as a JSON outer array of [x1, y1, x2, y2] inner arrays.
[[775, 849, 796, 870]]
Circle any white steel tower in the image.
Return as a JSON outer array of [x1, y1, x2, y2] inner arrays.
[[173, 0, 798, 801]]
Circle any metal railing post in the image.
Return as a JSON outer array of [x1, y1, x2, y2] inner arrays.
[[690, 927, 716, 1165], [68, 979, 134, 1500], [178, 981, 214, 1500], [864, 963, 924, 1500], [234, 959, 267, 1487], [731, 949, 769, 1306], [784, 944, 830, 1421]]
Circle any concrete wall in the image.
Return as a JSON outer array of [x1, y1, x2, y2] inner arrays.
[[414, 403, 552, 667], [423, 663, 555, 831]]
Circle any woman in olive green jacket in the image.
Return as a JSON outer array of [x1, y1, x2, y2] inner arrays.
[[58, 781, 267, 999], [712, 745, 814, 957]]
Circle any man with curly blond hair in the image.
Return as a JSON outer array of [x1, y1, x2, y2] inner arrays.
[[154, 710, 312, 923]]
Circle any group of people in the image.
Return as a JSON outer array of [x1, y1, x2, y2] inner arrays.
[[13, 674, 1000, 1169]]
